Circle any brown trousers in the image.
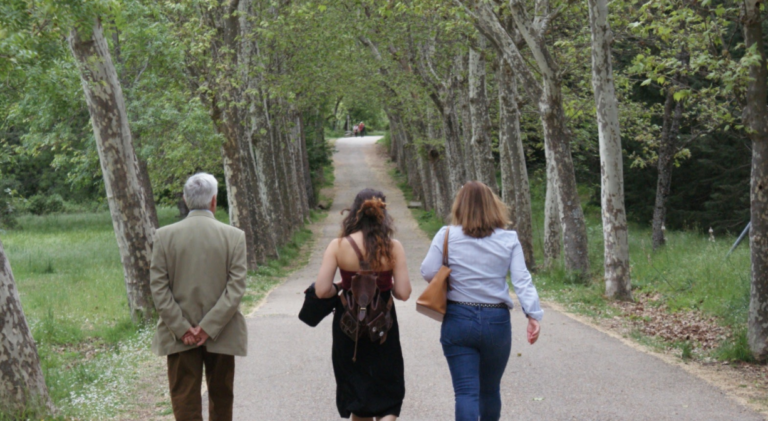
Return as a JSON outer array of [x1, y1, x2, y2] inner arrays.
[[167, 347, 235, 421]]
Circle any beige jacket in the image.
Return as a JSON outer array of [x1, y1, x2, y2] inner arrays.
[[150, 210, 248, 357]]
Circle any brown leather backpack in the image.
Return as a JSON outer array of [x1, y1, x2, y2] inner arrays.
[[338, 236, 394, 362]]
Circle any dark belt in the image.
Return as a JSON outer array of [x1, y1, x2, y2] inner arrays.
[[448, 300, 509, 309]]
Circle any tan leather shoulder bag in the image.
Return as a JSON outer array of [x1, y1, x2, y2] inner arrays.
[[416, 227, 451, 322]]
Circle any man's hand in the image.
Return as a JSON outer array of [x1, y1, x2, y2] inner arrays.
[[527, 318, 541, 345], [182, 328, 197, 346], [190, 326, 210, 346]]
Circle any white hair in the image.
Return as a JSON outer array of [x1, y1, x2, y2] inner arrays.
[[183, 173, 218, 210]]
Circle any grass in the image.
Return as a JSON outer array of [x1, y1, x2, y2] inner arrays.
[[388, 167, 445, 238], [2, 176, 332, 418], [382, 147, 753, 362], [1, 208, 222, 418], [522, 174, 752, 361]]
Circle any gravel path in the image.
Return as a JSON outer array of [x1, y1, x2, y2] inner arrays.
[[218, 136, 762, 420]]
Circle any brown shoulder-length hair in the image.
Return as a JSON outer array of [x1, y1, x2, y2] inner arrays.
[[451, 181, 510, 238], [340, 188, 395, 271]]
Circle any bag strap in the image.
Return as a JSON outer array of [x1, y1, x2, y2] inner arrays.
[[345, 236, 370, 270], [442, 227, 450, 267]]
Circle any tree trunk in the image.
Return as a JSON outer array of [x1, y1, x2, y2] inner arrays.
[[432, 151, 454, 220], [238, 3, 282, 257], [393, 114, 423, 199], [275, 112, 302, 233], [465, 0, 589, 274], [300, 112, 317, 208], [459, 81, 477, 181], [0, 240, 53, 415], [69, 19, 156, 322], [468, 37, 498, 192], [541, 82, 590, 274], [418, 149, 434, 211], [498, 60, 535, 269], [588, 0, 631, 299], [427, 107, 454, 219], [110, 24, 158, 230], [441, 93, 466, 197], [289, 110, 310, 222], [219, 127, 260, 270], [544, 142, 563, 268], [136, 150, 159, 229], [651, 50, 687, 250], [389, 115, 402, 162], [742, 0, 768, 362], [260, 99, 289, 246], [416, 115, 436, 212], [243, 94, 279, 259]]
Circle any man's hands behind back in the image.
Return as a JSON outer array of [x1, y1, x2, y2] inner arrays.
[[181, 326, 210, 346]]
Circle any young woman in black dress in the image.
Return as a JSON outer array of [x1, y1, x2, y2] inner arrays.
[[315, 189, 412, 420]]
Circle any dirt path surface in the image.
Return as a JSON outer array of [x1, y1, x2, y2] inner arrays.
[[222, 137, 763, 420]]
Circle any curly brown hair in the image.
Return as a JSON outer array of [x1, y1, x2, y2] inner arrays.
[[340, 189, 395, 271]]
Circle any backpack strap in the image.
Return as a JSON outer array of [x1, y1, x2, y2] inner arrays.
[[345, 236, 369, 270]]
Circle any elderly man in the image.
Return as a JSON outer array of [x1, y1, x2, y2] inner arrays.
[[150, 173, 247, 421]]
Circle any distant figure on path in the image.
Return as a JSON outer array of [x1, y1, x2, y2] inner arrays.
[[420, 181, 543, 421], [353, 125, 359, 137], [359, 121, 366, 136], [150, 173, 248, 421], [314, 188, 412, 420]]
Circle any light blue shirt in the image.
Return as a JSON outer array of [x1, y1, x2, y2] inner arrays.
[[420, 226, 544, 321]]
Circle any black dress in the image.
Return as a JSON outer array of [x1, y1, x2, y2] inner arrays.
[[332, 270, 405, 418]]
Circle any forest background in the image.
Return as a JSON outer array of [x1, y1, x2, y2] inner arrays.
[[0, 0, 766, 418]]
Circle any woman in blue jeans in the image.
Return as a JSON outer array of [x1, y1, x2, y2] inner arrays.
[[420, 181, 543, 421]]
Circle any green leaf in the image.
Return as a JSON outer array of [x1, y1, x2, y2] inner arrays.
[[673, 90, 689, 101]]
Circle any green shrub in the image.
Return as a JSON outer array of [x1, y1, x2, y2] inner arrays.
[[28, 194, 65, 215]]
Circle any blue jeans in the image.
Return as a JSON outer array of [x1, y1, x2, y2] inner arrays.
[[440, 303, 512, 421]]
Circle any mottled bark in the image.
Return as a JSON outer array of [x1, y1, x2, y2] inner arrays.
[[275, 112, 302, 234], [742, 0, 768, 362], [417, 149, 434, 211], [136, 149, 159, 229], [300, 113, 316, 208], [289, 110, 310, 221], [441, 91, 467, 197], [219, 125, 260, 270], [459, 78, 477, 181], [427, 107, 454, 219], [463, 0, 590, 274], [239, 3, 281, 257], [651, 50, 687, 250], [418, 114, 436, 212], [432, 151, 454, 221], [498, 60, 535, 269], [588, 0, 631, 299], [540, 86, 589, 274], [468, 37, 498, 192], [69, 19, 156, 321], [391, 113, 422, 199], [0, 240, 52, 415], [411, 43, 466, 197], [544, 143, 562, 267], [110, 25, 158, 230], [391, 129, 400, 161]]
